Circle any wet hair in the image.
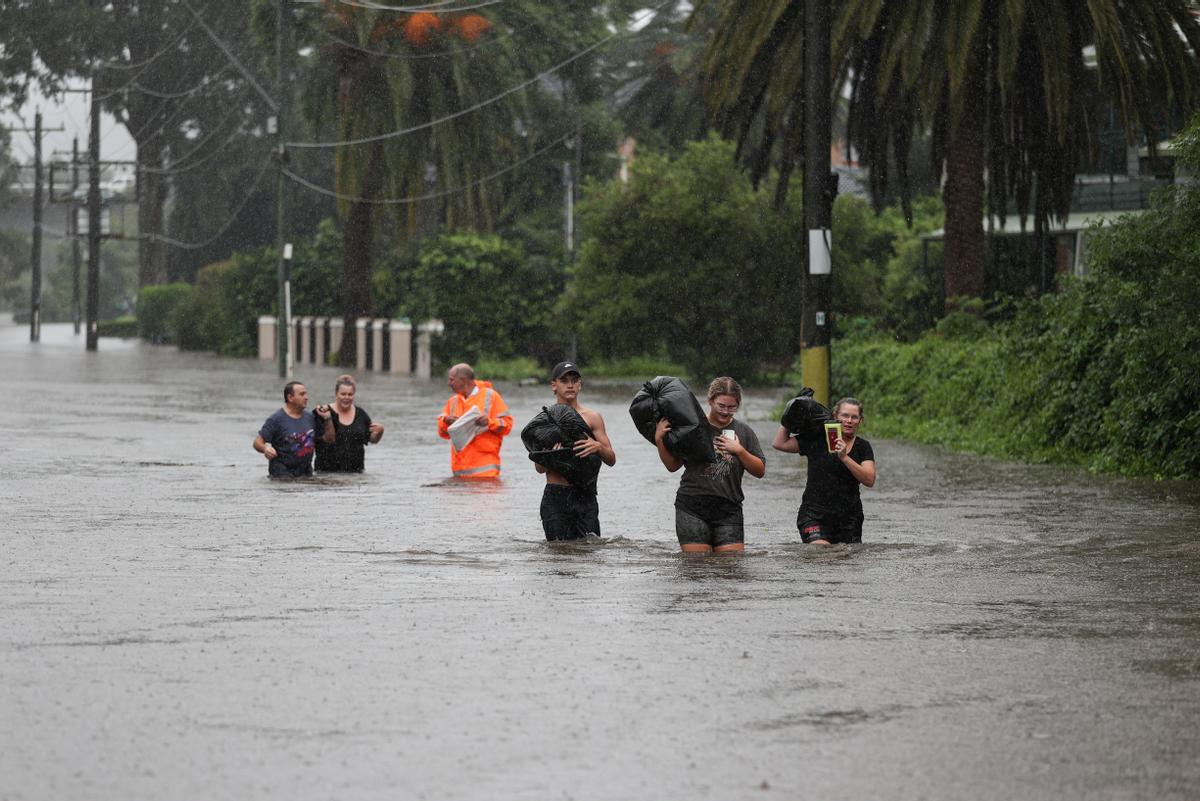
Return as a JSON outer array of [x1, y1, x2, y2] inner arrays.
[[450, 363, 475, 381], [833, 397, 864, 418], [707, 376, 742, 405], [283, 381, 304, 401], [335, 374, 356, 394]]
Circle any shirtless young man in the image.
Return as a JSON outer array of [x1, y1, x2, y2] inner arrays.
[[535, 362, 617, 541]]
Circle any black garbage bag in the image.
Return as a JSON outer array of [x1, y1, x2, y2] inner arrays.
[[628, 376, 718, 464], [779, 388, 832, 454], [521, 404, 602, 487]]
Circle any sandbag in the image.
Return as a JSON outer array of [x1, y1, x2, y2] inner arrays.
[[628, 376, 718, 464], [779, 388, 831, 455], [521, 404, 602, 487], [521, 404, 593, 452]]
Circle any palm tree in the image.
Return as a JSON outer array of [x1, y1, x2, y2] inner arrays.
[[300, 4, 528, 365], [696, 0, 1200, 299]]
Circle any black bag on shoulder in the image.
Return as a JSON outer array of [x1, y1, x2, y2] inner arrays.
[[628, 376, 717, 464], [779, 387, 832, 454]]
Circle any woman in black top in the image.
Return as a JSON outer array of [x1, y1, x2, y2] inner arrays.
[[772, 397, 876, 544], [315, 375, 384, 472]]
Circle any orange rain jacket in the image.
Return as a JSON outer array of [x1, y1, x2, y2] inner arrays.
[[437, 380, 514, 478]]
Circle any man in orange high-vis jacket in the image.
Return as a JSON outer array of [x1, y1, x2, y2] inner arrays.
[[437, 363, 514, 478]]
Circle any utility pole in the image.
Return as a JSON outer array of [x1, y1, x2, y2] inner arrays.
[[30, 111, 44, 342], [10, 111, 63, 342], [275, 0, 293, 378], [71, 138, 82, 334], [800, 0, 833, 405], [86, 85, 102, 352]]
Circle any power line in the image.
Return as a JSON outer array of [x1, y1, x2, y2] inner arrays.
[[94, 14, 201, 71], [286, 0, 673, 149], [331, 0, 501, 12], [283, 131, 571, 204], [315, 18, 524, 61], [180, 0, 277, 112], [142, 158, 274, 250]]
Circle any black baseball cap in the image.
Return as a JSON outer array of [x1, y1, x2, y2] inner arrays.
[[550, 361, 583, 381]]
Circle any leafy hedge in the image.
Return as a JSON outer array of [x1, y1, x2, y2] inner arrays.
[[827, 183, 1200, 480], [137, 283, 193, 343]]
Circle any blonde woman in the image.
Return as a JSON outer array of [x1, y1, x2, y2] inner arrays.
[[315, 375, 384, 473], [654, 377, 766, 553]]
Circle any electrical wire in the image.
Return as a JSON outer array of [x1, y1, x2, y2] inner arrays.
[[283, 132, 571, 204], [286, 0, 672, 150], [94, 14, 201, 71], [122, 65, 235, 101], [331, 0, 498, 12], [314, 17, 527, 61], [142, 157, 274, 250], [180, 0, 278, 112], [140, 99, 267, 176]]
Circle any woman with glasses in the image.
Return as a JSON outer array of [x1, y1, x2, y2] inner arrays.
[[654, 377, 766, 553], [772, 397, 875, 544]]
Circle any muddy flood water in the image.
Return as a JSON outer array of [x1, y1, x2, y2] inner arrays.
[[2, 321, 1199, 801]]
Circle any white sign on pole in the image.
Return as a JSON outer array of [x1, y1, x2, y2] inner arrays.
[[808, 228, 832, 275]]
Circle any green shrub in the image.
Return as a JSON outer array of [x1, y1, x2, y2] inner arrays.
[[97, 315, 138, 338], [137, 283, 193, 344]]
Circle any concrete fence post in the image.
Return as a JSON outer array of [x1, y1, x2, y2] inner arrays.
[[416, 319, 444, 380], [355, 318, 369, 372], [297, 316, 313, 364], [389, 320, 413, 374], [329, 318, 344, 360], [371, 318, 388, 372], [313, 317, 328, 366], [258, 315, 276, 361]]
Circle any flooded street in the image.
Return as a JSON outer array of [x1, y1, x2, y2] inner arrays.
[[3, 321, 1199, 801]]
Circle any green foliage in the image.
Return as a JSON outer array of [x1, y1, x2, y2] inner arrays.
[[136, 283, 193, 344], [396, 231, 564, 366], [831, 193, 945, 339], [97, 315, 137, 338], [822, 172, 1200, 479], [473, 355, 542, 382], [583, 354, 689, 379], [562, 136, 801, 381]]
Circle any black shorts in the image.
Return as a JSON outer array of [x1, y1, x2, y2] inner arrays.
[[796, 505, 863, 544], [674, 493, 744, 548], [540, 484, 600, 541]]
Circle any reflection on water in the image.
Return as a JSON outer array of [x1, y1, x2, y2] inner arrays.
[[2, 323, 1199, 801]]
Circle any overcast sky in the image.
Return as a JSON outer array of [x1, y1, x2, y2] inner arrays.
[[2, 81, 136, 171]]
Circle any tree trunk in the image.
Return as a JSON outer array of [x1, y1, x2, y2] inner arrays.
[[136, 159, 168, 286], [335, 143, 386, 366], [942, 66, 987, 300]]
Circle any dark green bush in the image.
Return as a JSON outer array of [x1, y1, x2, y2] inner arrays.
[[137, 283, 193, 344], [97, 315, 138, 338]]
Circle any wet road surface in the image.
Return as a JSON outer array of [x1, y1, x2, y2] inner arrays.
[[2, 322, 1199, 800]]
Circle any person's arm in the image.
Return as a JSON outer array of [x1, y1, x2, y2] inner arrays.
[[314, 405, 335, 444], [253, 434, 277, 461], [484, 391, 515, 437], [364, 410, 384, 444], [437, 398, 455, 439], [834, 438, 876, 487], [772, 425, 799, 453], [716, 433, 766, 478], [654, 418, 683, 472], [573, 411, 616, 466]]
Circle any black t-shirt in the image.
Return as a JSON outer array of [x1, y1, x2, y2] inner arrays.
[[315, 407, 373, 473], [799, 435, 874, 514]]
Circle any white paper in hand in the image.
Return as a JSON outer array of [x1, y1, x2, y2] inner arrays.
[[448, 407, 481, 452]]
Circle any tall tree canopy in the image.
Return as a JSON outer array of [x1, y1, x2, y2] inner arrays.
[[694, 0, 1200, 299]]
